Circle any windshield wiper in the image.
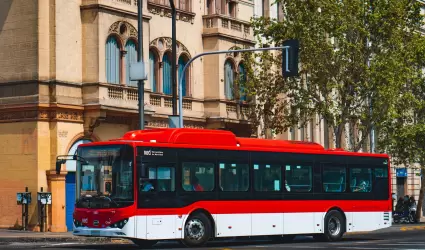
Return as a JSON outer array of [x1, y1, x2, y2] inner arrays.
[[105, 196, 120, 207]]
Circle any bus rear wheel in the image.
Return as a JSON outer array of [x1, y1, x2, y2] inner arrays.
[[316, 210, 345, 242], [182, 212, 212, 247]]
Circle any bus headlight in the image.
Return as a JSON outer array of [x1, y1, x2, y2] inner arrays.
[[73, 219, 83, 227], [112, 218, 128, 229]]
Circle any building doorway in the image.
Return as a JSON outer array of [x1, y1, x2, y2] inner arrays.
[[65, 139, 91, 231]]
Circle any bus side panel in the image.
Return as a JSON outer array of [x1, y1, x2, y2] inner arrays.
[[251, 213, 283, 236], [215, 214, 252, 237], [283, 212, 316, 235], [351, 212, 386, 232], [146, 215, 178, 240], [135, 216, 147, 239]]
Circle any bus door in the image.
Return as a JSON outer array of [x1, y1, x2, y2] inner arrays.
[[137, 160, 180, 240]]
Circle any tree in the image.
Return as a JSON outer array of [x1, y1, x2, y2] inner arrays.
[[242, 0, 425, 151], [377, 35, 425, 220]]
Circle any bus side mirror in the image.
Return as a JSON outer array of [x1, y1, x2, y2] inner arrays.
[[55, 162, 62, 174], [55, 160, 65, 174]]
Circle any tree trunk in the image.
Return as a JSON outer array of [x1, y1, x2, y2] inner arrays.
[[416, 167, 425, 221], [334, 124, 344, 149]]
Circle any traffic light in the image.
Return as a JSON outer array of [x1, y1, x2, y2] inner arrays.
[[282, 39, 299, 78]]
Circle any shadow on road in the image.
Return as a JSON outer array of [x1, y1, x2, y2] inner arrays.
[[52, 236, 384, 250]]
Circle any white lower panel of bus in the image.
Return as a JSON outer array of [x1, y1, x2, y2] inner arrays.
[[73, 212, 391, 240]]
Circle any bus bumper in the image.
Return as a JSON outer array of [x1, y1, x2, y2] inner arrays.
[[73, 226, 128, 238]]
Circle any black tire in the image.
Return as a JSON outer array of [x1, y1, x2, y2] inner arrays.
[[316, 210, 345, 242], [182, 212, 212, 247], [130, 239, 158, 248]]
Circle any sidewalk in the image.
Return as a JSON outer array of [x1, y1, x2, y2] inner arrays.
[[0, 229, 111, 243]]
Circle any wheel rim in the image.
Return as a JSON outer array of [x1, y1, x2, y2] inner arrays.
[[328, 216, 341, 236], [185, 218, 205, 241]]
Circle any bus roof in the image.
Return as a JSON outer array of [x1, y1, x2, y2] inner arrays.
[[96, 128, 387, 158]]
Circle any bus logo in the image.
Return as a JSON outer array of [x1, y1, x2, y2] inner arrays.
[[143, 149, 163, 156]]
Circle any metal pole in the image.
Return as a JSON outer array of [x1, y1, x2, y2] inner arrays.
[[170, 0, 177, 115], [137, 0, 145, 130], [40, 187, 44, 232], [24, 187, 28, 231], [178, 46, 291, 128]]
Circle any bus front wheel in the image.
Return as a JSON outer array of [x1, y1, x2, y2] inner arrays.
[[182, 212, 212, 247], [315, 210, 345, 242]]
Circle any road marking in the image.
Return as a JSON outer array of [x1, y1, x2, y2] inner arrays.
[[380, 243, 425, 246], [337, 247, 388, 250], [346, 231, 370, 235], [400, 225, 425, 231], [49, 243, 80, 246], [398, 242, 425, 244]]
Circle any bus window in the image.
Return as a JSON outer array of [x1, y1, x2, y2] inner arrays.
[[374, 167, 389, 197], [375, 168, 388, 178], [350, 168, 372, 192], [182, 162, 215, 192], [219, 163, 249, 191], [140, 166, 175, 192], [322, 166, 346, 193], [284, 165, 312, 192], [253, 164, 282, 192]]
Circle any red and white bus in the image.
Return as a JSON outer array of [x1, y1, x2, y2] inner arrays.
[[65, 128, 391, 247]]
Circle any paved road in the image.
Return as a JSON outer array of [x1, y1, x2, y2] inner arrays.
[[1, 225, 425, 250]]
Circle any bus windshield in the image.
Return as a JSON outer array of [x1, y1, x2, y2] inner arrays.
[[75, 144, 134, 209]]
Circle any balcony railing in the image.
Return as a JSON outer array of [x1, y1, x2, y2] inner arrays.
[[202, 14, 253, 42], [82, 83, 252, 123], [149, 93, 194, 110], [204, 99, 251, 121], [148, 0, 191, 12]]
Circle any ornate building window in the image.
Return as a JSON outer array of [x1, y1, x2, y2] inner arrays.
[[178, 55, 190, 96], [106, 36, 121, 84], [162, 52, 172, 95], [224, 59, 235, 100], [125, 39, 138, 86], [149, 50, 159, 92], [224, 46, 248, 101], [106, 21, 138, 86], [149, 37, 192, 96]]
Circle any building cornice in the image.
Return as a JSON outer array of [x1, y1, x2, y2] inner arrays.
[[80, 3, 152, 20]]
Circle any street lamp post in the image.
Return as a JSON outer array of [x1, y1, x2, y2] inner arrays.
[[137, 0, 145, 130], [170, 0, 177, 116]]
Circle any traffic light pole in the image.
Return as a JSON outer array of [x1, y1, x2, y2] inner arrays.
[[137, 0, 144, 129], [176, 44, 298, 128], [169, 0, 177, 116]]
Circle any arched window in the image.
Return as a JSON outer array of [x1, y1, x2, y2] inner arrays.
[[125, 39, 137, 86], [162, 53, 172, 95], [106, 36, 120, 84], [224, 59, 234, 100], [65, 139, 92, 172], [149, 50, 158, 92], [178, 55, 189, 97], [238, 63, 247, 101]]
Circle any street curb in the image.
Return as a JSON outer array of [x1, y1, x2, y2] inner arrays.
[[0, 236, 112, 244]]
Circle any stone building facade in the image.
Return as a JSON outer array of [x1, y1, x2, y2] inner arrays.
[[0, 0, 255, 231]]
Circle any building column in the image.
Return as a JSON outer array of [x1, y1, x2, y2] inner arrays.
[[46, 170, 68, 232]]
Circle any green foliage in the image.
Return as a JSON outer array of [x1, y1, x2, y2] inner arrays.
[[242, 0, 425, 151]]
